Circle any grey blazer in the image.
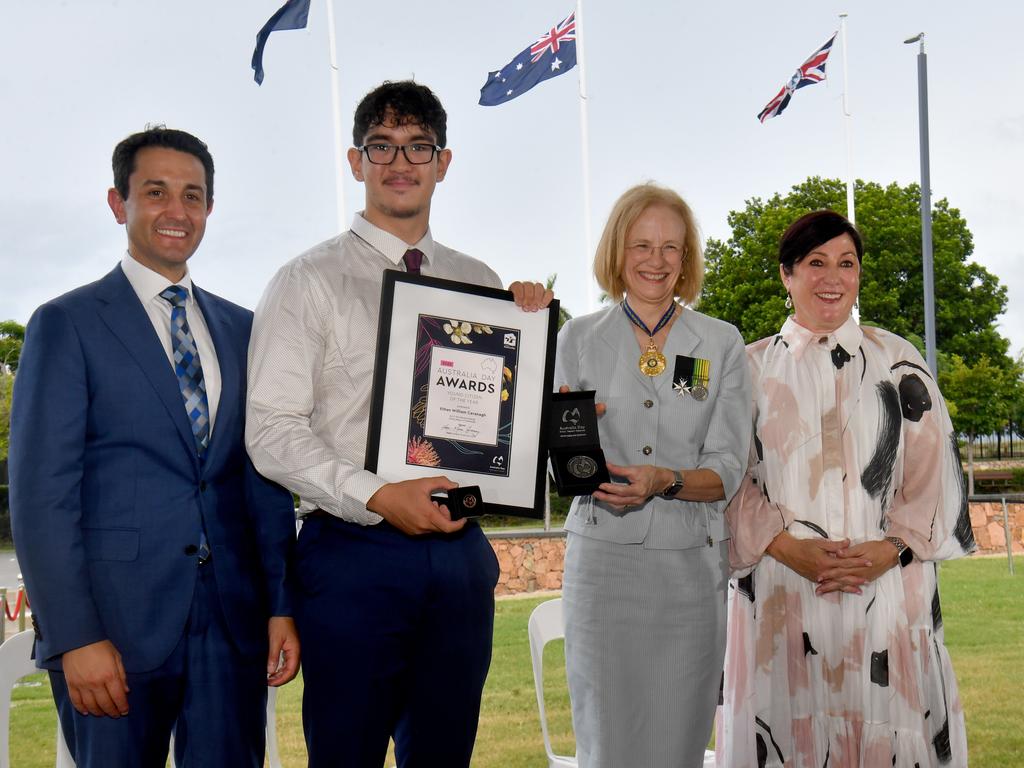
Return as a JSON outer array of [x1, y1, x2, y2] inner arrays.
[[555, 304, 752, 549]]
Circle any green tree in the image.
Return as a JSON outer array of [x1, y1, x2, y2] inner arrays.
[[701, 178, 1010, 366], [999, 355, 1024, 457], [0, 370, 11, 462], [939, 355, 1009, 494], [0, 320, 24, 372], [0, 322, 24, 481], [546, 274, 573, 331]]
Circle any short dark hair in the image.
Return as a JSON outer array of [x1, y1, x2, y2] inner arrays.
[[112, 126, 215, 204], [779, 209, 863, 275], [352, 81, 448, 148]]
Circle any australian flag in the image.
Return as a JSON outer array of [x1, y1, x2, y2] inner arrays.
[[252, 0, 311, 85], [479, 12, 577, 106], [757, 33, 837, 122]]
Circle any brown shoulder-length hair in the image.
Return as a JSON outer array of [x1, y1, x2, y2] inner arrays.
[[593, 183, 704, 306]]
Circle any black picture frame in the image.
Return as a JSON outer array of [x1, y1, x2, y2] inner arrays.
[[365, 271, 559, 519]]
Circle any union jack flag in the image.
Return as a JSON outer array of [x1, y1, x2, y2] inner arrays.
[[530, 14, 576, 62], [479, 11, 578, 107], [757, 33, 837, 123]]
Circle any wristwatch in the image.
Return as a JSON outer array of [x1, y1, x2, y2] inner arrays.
[[660, 470, 685, 499], [885, 536, 914, 568]]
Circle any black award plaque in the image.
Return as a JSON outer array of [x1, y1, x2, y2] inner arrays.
[[548, 390, 610, 496]]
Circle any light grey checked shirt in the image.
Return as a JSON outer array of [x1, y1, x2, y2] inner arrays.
[[245, 214, 502, 525]]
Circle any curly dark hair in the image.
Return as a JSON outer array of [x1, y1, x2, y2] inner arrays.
[[352, 81, 447, 148], [112, 126, 214, 204], [779, 209, 863, 275]]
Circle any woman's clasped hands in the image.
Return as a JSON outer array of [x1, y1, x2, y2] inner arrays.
[[766, 531, 901, 596]]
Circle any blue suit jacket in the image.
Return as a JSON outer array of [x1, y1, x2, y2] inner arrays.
[[9, 265, 295, 672]]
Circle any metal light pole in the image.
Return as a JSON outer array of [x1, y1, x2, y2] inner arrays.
[[905, 33, 937, 376]]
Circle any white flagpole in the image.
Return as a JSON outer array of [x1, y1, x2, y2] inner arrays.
[[325, 0, 347, 232], [575, 0, 596, 312], [839, 13, 855, 226]]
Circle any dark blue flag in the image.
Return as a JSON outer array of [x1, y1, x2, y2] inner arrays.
[[252, 0, 311, 85], [479, 12, 577, 106]]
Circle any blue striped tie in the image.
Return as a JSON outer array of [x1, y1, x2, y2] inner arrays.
[[160, 286, 210, 456]]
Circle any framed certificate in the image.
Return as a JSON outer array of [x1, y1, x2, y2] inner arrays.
[[365, 271, 559, 518]]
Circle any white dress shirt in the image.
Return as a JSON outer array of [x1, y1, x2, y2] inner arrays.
[[120, 252, 221, 432], [246, 214, 503, 525]]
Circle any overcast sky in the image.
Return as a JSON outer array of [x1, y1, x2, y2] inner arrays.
[[2, 0, 1021, 358]]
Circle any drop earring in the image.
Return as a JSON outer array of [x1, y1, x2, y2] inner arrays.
[[785, 292, 793, 310]]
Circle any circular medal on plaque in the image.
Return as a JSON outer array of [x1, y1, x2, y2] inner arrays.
[[463, 493, 478, 510], [567, 455, 598, 479]]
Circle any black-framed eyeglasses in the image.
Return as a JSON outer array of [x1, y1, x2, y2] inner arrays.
[[358, 143, 443, 165]]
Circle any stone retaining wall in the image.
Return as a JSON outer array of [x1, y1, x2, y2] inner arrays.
[[969, 501, 1024, 553], [488, 501, 1024, 596], [489, 530, 567, 597]]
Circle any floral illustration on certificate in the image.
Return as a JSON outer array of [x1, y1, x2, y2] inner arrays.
[[406, 314, 520, 477]]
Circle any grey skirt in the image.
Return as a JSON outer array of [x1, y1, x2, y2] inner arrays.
[[563, 532, 728, 768]]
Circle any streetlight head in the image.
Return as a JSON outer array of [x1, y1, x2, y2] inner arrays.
[[904, 33, 924, 44]]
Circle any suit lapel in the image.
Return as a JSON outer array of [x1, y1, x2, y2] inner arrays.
[[193, 285, 236, 469], [95, 266, 197, 463], [597, 305, 659, 392], [657, 307, 701, 398], [598, 304, 703, 396]]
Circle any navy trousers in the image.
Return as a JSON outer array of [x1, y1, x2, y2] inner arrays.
[[295, 516, 499, 768], [50, 563, 268, 768]]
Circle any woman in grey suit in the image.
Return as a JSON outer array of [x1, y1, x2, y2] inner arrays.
[[555, 183, 751, 767]]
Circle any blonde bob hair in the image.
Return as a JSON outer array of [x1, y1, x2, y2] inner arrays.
[[593, 183, 704, 306]]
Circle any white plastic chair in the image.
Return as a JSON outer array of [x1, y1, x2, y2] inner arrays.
[[0, 629, 74, 768], [264, 686, 282, 768], [528, 599, 717, 768], [527, 598, 577, 768]]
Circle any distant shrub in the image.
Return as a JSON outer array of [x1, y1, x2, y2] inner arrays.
[[0, 486, 9, 545]]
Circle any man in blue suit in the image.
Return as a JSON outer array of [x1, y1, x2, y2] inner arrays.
[[9, 127, 299, 768]]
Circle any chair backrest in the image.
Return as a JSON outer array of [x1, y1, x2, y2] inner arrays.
[[0, 631, 39, 768], [265, 686, 282, 768], [0, 630, 73, 768], [527, 598, 577, 768]]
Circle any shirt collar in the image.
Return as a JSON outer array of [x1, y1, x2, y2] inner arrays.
[[779, 314, 863, 360], [120, 251, 194, 305], [350, 212, 435, 267]]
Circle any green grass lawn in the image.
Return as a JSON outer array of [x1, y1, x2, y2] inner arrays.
[[7, 556, 1022, 766]]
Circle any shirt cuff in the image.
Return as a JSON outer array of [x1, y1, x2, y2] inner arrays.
[[343, 469, 389, 514]]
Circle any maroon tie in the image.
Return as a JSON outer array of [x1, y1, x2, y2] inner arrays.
[[403, 248, 424, 275]]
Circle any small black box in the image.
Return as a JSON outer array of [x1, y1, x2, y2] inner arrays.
[[432, 485, 484, 521], [548, 391, 610, 497]]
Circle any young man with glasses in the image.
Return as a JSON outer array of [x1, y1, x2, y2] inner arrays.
[[246, 80, 551, 768]]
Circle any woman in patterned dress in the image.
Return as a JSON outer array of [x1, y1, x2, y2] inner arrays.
[[717, 210, 975, 768]]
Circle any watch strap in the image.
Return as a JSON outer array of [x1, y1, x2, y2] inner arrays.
[[885, 536, 914, 568], [660, 470, 685, 499]]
